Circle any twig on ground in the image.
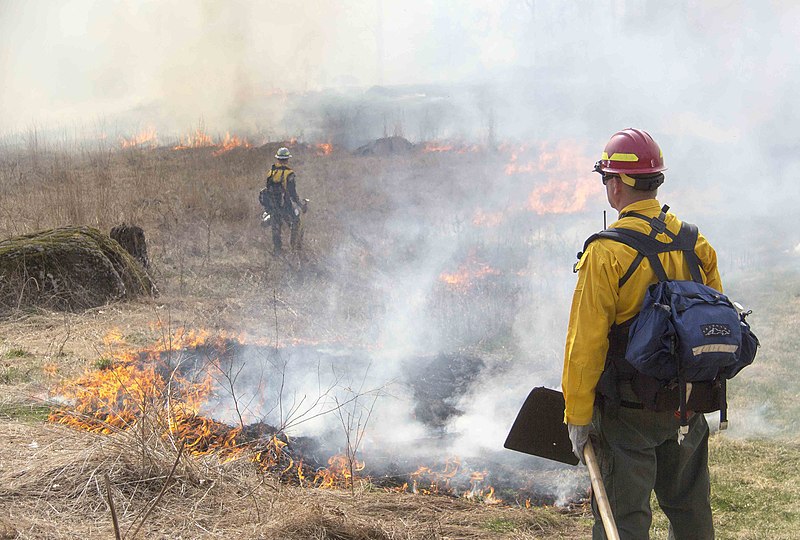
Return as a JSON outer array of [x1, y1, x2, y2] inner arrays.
[[103, 473, 122, 540]]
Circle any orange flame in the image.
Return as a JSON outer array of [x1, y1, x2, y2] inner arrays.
[[405, 457, 461, 494], [314, 142, 333, 156], [213, 132, 252, 156], [50, 329, 240, 455], [439, 253, 501, 290], [171, 130, 253, 155], [120, 127, 158, 149], [48, 329, 365, 484], [502, 141, 600, 215], [422, 141, 482, 154], [527, 175, 601, 215], [253, 435, 292, 471], [422, 142, 455, 153], [390, 457, 502, 504], [312, 454, 366, 489], [49, 329, 508, 505], [174, 128, 215, 150]]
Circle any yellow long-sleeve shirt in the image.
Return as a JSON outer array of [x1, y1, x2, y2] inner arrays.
[[562, 199, 722, 425]]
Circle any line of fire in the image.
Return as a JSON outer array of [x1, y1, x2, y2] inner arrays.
[[39, 136, 601, 510]]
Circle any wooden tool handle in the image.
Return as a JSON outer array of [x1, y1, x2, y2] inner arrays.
[[584, 441, 620, 540]]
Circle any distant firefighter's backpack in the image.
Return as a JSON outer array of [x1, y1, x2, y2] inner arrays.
[[267, 164, 293, 189]]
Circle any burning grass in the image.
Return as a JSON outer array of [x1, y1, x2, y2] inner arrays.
[[0, 420, 588, 539], [43, 330, 575, 506], [46, 330, 308, 477]]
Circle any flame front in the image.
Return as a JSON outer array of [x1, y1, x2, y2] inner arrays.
[[171, 129, 253, 155], [315, 142, 333, 156], [120, 127, 158, 149], [50, 329, 506, 506], [390, 457, 502, 504], [422, 141, 482, 154], [500, 141, 600, 215], [213, 132, 252, 155], [174, 128, 215, 150], [310, 454, 365, 489], [50, 329, 239, 455], [48, 330, 364, 484], [439, 252, 501, 290]]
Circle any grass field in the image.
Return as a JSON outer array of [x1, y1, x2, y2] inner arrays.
[[0, 137, 798, 539]]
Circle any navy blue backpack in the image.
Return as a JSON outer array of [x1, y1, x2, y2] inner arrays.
[[583, 205, 758, 435]]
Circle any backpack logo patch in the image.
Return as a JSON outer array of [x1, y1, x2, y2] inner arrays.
[[701, 324, 732, 337]]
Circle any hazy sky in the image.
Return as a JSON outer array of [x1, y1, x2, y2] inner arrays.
[[2, 0, 795, 135], [0, 0, 526, 129]]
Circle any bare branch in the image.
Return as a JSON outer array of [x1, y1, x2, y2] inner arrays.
[[103, 473, 122, 540]]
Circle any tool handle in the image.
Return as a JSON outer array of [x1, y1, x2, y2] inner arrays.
[[584, 441, 620, 540]]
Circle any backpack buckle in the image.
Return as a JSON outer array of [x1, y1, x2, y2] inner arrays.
[[650, 204, 669, 234], [650, 216, 667, 234]]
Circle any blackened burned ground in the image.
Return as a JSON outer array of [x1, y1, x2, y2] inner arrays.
[[154, 342, 487, 433], [403, 353, 485, 430], [144, 343, 583, 504]]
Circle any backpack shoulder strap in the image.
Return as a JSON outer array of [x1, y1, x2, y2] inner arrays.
[[268, 165, 293, 189], [673, 222, 704, 283], [619, 208, 700, 262], [576, 205, 674, 285], [592, 228, 670, 283], [620, 206, 678, 241]]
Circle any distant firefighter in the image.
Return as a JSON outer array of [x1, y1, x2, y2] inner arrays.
[[258, 147, 308, 255]]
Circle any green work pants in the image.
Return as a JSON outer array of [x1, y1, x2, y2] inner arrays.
[[591, 400, 714, 540]]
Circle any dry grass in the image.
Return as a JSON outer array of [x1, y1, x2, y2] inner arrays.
[[0, 420, 588, 539], [0, 140, 534, 350], [0, 144, 427, 354]]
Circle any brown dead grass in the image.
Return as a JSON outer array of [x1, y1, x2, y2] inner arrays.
[[0, 420, 588, 539]]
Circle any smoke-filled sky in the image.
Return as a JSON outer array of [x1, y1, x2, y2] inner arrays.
[[0, 0, 518, 129], [2, 1, 799, 140]]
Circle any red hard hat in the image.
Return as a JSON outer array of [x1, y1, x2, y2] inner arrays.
[[596, 128, 666, 175]]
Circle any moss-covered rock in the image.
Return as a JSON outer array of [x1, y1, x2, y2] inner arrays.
[[0, 226, 156, 313]]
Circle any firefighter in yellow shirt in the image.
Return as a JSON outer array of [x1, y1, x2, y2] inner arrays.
[[259, 147, 307, 255], [563, 129, 720, 539]]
